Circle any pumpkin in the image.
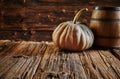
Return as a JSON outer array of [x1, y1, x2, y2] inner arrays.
[[52, 8, 94, 51]]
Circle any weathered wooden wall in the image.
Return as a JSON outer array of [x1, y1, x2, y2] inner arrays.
[[0, 0, 120, 41]]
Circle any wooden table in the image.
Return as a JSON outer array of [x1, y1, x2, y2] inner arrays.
[[0, 40, 120, 79]]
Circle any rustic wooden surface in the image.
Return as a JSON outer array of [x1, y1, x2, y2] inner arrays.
[[0, 40, 120, 79], [0, 0, 120, 41]]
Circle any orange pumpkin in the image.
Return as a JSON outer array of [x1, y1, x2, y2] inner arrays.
[[52, 8, 94, 51]]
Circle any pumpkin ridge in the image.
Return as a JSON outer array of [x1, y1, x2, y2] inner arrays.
[[53, 23, 68, 47], [74, 25, 82, 50], [79, 30, 84, 49], [59, 24, 69, 49], [87, 26, 94, 48], [64, 24, 70, 49], [72, 25, 79, 50], [80, 26, 86, 49], [52, 23, 64, 37], [84, 25, 94, 48], [83, 25, 90, 49], [87, 28, 93, 48], [80, 25, 87, 49], [63, 24, 73, 50], [68, 25, 75, 50], [57, 23, 68, 48]]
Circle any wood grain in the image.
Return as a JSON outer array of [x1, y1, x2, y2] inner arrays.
[[0, 30, 52, 41], [0, 40, 120, 79], [0, 0, 120, 41]]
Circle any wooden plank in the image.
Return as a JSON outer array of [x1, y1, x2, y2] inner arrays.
[[1, 0, 24, 5], [0, 40, 12, 53], [40, 43, 61, 79], [56, 53, 87, 79], [99, 50, 120, 78], [19, 56, 41, 79], [110, 49, 120, 60], [30, 42, 43, 56], [25, 0, 120, 6], [1, 55, 41, 79], [1, 5, 91, 31], [0, 31, 14, 40], [0, 40, 11, 45], [1, 56, 27, 79], [0, 23, 55, 31], [79, 51, 103, 79], [26, 0, 90, 4], [0, 40, 11, 51], [23, 42, 38, 55], [0, 56, 19, 78], [1, 0, 120, 6], [0, 30, 52, 41], [30, 31, 53, 41], [9, 41, 30, 56], [33, 42, 51, 79], [0, 40, 120, 79], [25, 55, 41, 79], [34, 43, 120, 79], [86, 50, 120, 79], [14, 56, 34, 79], [0, 41, 20, 59]]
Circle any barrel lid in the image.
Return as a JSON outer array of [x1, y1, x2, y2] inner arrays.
[[94, 6, 120, 10]]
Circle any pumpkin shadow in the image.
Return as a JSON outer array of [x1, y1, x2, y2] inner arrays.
[[57, 45, 116, 54], [57, 48, 91, 54], [91, 45, 120, 50]]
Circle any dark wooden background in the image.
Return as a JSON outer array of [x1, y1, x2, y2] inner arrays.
[[0, 0, 120, 41]]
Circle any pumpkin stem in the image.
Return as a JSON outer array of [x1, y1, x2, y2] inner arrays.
[[73, 8, 88, 24]]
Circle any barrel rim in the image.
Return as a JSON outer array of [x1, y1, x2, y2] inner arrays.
[[94, 6, 120, 10]]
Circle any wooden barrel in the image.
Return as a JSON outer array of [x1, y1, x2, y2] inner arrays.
[[90, 6, 120, 48]]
